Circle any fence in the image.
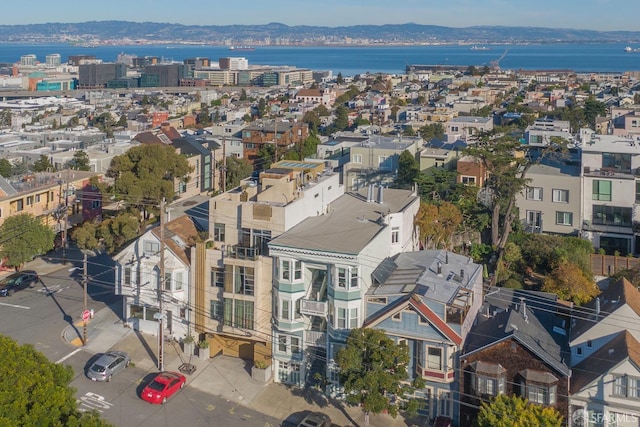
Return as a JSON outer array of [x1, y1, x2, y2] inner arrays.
[[590, 254, 640, 276]]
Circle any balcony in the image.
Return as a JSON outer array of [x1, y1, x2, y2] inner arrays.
[[305, 330, 327, 347], [583, 166, 635, 179], [300, 299, 328, 317], [224, 245, 260, 260]]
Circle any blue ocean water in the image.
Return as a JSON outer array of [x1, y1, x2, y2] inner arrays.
[[1, 43, 639, 76]]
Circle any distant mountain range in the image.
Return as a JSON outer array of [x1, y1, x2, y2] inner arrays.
[[2, 21, 640, 44]]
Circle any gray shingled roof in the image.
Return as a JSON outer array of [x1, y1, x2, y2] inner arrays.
[[268, 188, 417, 255], [463, 304, 571, 376]]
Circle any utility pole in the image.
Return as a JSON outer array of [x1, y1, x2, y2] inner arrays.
[[157, 198, 165, 371], [62, 169, 70, 265], [82, 251, 88, 345], [273, 119, 278, 164], [221, 138, 226, 193]]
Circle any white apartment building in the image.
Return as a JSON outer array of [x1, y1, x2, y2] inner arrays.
[[579, 130, 640, 255]]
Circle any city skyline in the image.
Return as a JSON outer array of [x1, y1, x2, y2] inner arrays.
[[1, 0, 637, 32]]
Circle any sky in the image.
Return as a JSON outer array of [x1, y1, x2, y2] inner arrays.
[[0, 0, 635, 32]]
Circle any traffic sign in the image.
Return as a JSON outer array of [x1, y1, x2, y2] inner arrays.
[[82, 310, 91, 322]]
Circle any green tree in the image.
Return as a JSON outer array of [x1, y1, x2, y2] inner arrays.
[[0, 109, 11, 127], [0, 214, 55, 268], [0, 158, 12, 177], [257, 98, 267, 118], [239, 89, 248, 101], [11, 161, 28, 176], [116, 115, 128, 128], [396, 150, 420, 187], [334, 105, 349, 131], [402, 125, 416, 136], [224, 156, 253, 189], [336, 72, 344, 84], [302, 110, 321, 133], [337, 328, 424, 427], [32, 154, 54, 172], [542, 261, 599, 305], [256, 144, 275, 170], [475, 395, 563, 427], [98, 212, 141, 254], [418, 123, 445, 142], [584, 96, 607, 129], [414, 201, 462, 250], [106, 144, 192, 221], [0, 335, 112, 426], [68, 150, 91, 171]]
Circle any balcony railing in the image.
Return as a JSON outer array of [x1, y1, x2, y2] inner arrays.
[[305, 330, 327, 347], [224, 245, 260, 260], [300, 299, 328, 317]]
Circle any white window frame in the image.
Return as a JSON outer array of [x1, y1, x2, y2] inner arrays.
[[337, 307, 346, 329], [427, 346, 443, 371], [552, 188, 569, 203], [281, 259, 302, 282], [143, 240, 160, 256], [555, 211, 573, 226], [349, 308, 359, 328], [352, 153, 362, 163], [461, 176, 476, 185], [526, 187, 543, 201], [281, 299, 290, 320], [391, 227, 400, 244], [175, 271, 183, 291]]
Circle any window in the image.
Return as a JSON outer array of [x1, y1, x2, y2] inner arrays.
[[392, 312, 402, 321], [614, 375, 627, 396], [613, 375, 640, 398], [164, 272, 172, 291], [278, 335, 287, 352], [26, 196, 33, 206], [391, 227, 399, 244], [593, 205, 632, 227], [427, 347, 442, 370], [526, 187, 543, 201], [636, 181, 640, 203], [556, 211, 573, 226], [576, 347, 583, 357], [281, 300, 290, 320], [123, 266, 131, 286], [337, 268, 347, 288], [143, 241, 159, 256], [233, 299, 254, 330], [349, 308, 358, 328], [210, 300, 223, 320], [552, 189, 569, 203], [225, 265, 253, 294], [282, 260, 290, 281], [603, 152, 631, 172], [291, 336, 300, 353], [350, 268, 359, 288], [213, 223, 225, 241], [527, 384, 556, 405], [175, 271, 183, 291], [91, 200, 101, 209], [253, 229, 272, 255], [15, 199, 23, 212], [461, 176, 476, 185], [294, 260, 302, 280], [352, 154, 362, 163], [211, 268, 224, 287], [337, 308, 346, 328], [35, 194, 41, 203], [379, 155, 391, 170], [586, 340, 592, 348], [593, 180, 612, 201], [476, 375, 505, 397]]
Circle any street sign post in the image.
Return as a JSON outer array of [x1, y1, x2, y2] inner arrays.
[[82, 309, 91, 322]]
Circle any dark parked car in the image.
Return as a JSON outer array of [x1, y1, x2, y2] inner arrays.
[[87, 351, 130, 382], [0, 270, 40, 296], [296, 412, 331, 427]]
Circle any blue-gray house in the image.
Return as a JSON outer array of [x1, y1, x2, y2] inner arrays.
[[364, 250, 483, 425]]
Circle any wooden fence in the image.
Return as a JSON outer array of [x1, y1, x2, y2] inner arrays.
[[590, 254, 640, 276]]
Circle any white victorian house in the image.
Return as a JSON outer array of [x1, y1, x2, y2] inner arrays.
[[114, 215, 199, 339]]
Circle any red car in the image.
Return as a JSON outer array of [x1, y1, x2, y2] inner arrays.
[[140, 371, 186, 404]]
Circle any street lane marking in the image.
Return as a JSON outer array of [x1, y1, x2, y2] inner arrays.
[[0, 301, 30, 309], [77, 392, 113, 413], [56, 348, 82, 364]]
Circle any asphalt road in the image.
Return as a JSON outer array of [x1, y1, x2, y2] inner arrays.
[[0, 256, 281, 427], [68, 349, 279, 427]]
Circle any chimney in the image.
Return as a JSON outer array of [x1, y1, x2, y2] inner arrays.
[[367, 184, 374, 202], [377, 185, 384, 204], [445, 251, 449, 264], [460, 269, 465, 279], [595, 297, 600, 316], [437, 262, 442, 275]]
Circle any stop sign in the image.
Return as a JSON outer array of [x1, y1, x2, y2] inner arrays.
[[82, 310, 91, 322]]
